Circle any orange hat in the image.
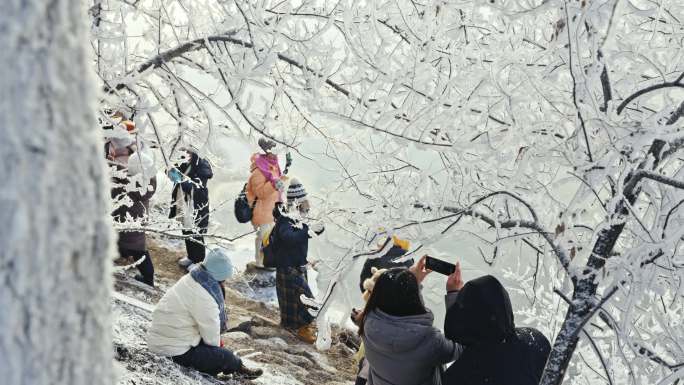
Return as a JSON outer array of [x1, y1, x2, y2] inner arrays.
[[392, 235, 410, 251], [121, 120, 136, 132]]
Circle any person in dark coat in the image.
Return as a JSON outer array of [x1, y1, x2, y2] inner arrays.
[[359, 235, 413, 293], [111, 152, 157, 286], [271, 178, 324, 343], [168, 149, 213, 267], [442, 275, 551, 385]]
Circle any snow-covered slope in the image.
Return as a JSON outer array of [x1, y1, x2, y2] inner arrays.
[[112, 238, 357, 385]]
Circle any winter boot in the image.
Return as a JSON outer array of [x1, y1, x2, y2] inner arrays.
[[234, 364, 263, 380], [134, 274, 154, 287], [178, 257, 193, 268], [296, 323, 317, 344]]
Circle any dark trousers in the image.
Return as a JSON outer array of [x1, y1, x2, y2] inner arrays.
[[119, 248, 154, 286], [172, 341, 242, 376], [183, 230, 206, 264]]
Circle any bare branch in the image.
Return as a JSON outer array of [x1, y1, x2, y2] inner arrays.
[[616, 72, 684, 115]]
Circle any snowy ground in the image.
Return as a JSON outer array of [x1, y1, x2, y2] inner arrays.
[[112, 236, 357, 385]]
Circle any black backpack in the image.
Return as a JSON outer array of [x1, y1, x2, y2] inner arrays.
[[234, 184, 256, 223]]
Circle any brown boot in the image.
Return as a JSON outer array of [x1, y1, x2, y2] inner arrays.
[[235, 364, 263, 380], [296, 324, 317, 344]]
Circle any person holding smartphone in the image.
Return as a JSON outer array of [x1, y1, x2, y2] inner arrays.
[[441, 274, 551, 385], [356, 256, 464, 385]]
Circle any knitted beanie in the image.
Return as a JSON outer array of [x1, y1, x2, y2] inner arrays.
[[202, 248, 233, 282], [287, 177, 308, 203], [121, 120, 136, 132]]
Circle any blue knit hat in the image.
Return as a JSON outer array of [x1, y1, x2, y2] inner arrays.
[[202, 248, 233, 282]]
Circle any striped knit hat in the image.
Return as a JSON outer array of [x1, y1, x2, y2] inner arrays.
[[287, 177, 308, 203]]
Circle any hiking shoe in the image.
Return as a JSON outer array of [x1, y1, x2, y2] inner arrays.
[[134, 274, 154, 287], [296, 324, 317, 344], [234, 364, 263, 380], [178, 257, 193, 268]]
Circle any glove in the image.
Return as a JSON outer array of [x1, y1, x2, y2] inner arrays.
[[180, 181, 193, 194], [274, 179, 285, 192], [168, 168, 182, 183], [311, 222, 325, 235], [285, 152, 293, 169]]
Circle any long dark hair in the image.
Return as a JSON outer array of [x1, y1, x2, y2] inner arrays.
[[358, 267, 427, 336]]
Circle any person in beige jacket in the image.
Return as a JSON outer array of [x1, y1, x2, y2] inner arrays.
[[147, 249, 262, 379]]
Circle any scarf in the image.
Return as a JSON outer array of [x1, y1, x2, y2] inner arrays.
[[253, 153, 282, 185], [190, 266, 228, 332]]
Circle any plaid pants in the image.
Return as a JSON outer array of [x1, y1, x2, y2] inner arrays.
[[276, 266, 314, 329]]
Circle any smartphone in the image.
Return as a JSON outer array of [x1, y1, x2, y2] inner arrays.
[[425, 256, 456, 276]]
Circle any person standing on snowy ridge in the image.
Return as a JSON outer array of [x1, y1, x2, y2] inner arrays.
[[246, 137, 288, 269], [147, 249, 263, 380], [358, 235, 414, 293], [168, 148, 213, 269], [111, 149, 157, 286], [271, 178, 325, 344], [357, 257, 464, 385], [441, 275, 551, 385]]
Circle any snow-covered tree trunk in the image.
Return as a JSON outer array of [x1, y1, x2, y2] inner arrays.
[[0, 2, 113, 385]]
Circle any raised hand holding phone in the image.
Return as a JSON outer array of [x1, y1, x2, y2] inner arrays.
[[425, 255, 456, 275], [446, 262, 464, 292], [409, 255, 432, 284]]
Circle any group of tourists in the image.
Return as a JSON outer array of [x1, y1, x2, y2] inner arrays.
[[353, 252, 552, 385], [105, 114, 552, 384]]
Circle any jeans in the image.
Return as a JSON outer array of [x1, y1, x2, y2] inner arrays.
[[172, 341, 242, 376]]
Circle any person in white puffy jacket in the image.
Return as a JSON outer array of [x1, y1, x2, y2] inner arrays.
[[147, 249, 262, 379]]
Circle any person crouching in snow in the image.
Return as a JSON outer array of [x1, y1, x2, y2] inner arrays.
[[147, 249, 263, 380], [272, 178, 324, 343]]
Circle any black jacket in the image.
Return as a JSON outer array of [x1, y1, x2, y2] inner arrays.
[[273, 215, 310, 268], [359, 246, 413, 293], [442, 275, 551, 385], [169, 153, 213, 229]]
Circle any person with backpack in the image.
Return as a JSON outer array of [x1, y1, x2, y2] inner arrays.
[[357, 257, 464, 385], [168, 148, 213, 268], [441, 275, 551, 385], [147, 249, 263, 380], [245, 138, 289, 269], [266, 178, 324, 343]]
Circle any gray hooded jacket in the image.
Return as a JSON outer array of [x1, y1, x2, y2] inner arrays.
[[363, 308, 462, 385]]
